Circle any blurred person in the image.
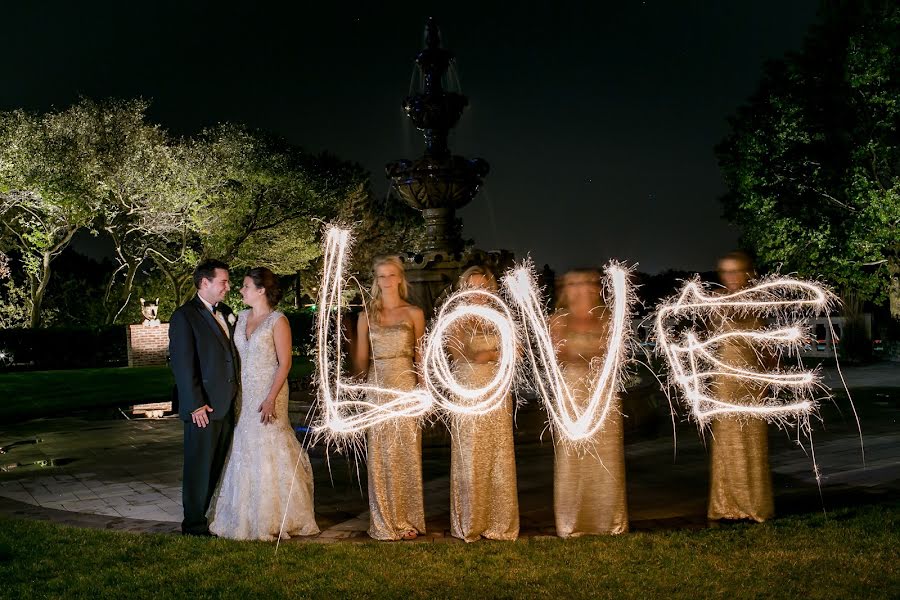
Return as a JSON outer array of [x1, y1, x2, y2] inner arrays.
[[447, 266, 519, 542], [707, 251, 774, 522], [550, 269, 628, 536]]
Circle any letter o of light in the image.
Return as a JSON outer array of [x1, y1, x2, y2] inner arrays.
[[422, 289, 518, 417]]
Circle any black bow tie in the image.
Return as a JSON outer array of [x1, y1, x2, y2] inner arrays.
[[212, 303, 221, 314]]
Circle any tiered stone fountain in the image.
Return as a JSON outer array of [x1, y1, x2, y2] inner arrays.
[[386, 18, 512, 316]]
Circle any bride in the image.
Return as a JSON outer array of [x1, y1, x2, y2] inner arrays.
[[208, 267, 319, 540]]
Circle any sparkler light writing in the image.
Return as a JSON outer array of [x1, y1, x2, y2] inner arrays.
[[503, 264, 633, 442], [313, 225, 634, 443], [313, 226, 432, 437], [422, 288, 518, 417], [314, 223, 843, 446], [654, 277, 832, 427]]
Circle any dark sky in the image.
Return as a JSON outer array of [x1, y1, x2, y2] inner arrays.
[[3, 1, 821, 273]]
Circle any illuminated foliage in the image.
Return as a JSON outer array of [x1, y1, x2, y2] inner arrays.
[[0, 107, 96, 327], [717, 2, 899, 320], [0, 101, 421, 326]]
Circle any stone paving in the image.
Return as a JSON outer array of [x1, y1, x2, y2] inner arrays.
[[0, 365, 898, 542]]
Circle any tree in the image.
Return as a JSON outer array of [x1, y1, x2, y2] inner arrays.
[[1, 99, 427, 324], [0, 251, 32, 329], [315, 157, 426, 285], [70, 98, 193, 324], [0, 99, 198, 326], [288, 174, 427, 301], [187, 125, 425, 301], [186, 125, 330, 274], [0, 109, 97, 328], [716, 1, 900, 320]]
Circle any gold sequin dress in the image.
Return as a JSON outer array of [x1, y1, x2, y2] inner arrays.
[[365, 321, 426, 540], [553, 328, 628, 537], [707, 315, 774, 522], [449, 331, 519, 542]]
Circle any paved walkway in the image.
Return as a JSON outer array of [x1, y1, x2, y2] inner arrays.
[[1, 365, 898, 542], [821, 361, 900, 388]]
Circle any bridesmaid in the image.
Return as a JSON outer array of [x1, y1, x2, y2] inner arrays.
[[354, 256, 427, 540], [550, 269, 628, 537], [707, 251, 774, 522], [448, 266, 519, 542]]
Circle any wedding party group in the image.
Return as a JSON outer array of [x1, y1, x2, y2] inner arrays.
[[169, 250, 772, 542]]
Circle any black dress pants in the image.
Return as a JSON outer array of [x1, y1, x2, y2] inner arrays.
[[182, 413, 234, 534]]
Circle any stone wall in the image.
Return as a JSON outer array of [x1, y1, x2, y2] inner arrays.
[[127, 323, 169, 367]]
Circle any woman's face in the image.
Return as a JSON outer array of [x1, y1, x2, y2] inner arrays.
[[240, 276, 265, 306], [375, 264, 402, 295], [564, 274, 601, 313], [718, 258, 751, 292], [466, 274, 490, 289]]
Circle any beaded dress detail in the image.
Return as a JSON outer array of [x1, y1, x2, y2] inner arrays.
[[208, 310, 319, 540]]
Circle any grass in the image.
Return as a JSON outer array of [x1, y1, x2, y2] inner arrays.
[[0, 360, 313, 424], [0, 504, 897, 599]]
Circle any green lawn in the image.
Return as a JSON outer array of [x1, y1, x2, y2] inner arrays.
[[0, 504, 897, 599], [0, 360, 313, 423]]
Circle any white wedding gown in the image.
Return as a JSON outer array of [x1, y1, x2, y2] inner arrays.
[[208, 310, 319, 540]]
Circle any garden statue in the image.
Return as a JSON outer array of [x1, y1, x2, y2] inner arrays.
[[140, 298, 161, 326]]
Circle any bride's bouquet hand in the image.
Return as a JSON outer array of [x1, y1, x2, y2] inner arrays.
[[258, 399, 277, 425]]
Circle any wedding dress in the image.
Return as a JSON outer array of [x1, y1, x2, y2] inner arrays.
[[208, 310, 319, 540]]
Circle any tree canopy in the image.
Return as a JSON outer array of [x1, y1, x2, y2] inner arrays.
[[716, 1, 899, 319], [0, 98, 425, 327], [0, 105, 98, 327]]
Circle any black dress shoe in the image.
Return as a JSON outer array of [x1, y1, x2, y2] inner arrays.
[[181, 529, 214, 537]]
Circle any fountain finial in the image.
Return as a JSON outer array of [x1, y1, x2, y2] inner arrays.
[[424, 16, 441, 49]]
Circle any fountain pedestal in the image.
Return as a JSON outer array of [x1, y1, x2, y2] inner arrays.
[[399, 248, 515, 315]]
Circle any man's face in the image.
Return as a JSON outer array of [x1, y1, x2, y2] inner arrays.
[[201, 268, 231, 304]]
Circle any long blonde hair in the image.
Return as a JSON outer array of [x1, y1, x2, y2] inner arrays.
[[457, 265, 498, 291], [368, 255, 409, 324]]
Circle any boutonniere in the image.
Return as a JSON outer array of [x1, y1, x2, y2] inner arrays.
[[227, 313, 237, 327]]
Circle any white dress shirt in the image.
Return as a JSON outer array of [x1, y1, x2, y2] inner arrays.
[[198, 295, 230, 339]]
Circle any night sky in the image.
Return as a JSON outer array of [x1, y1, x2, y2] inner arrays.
[[3, 1, 821, 273]]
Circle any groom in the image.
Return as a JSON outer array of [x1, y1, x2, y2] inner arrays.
[[169, 259, 240, 536]]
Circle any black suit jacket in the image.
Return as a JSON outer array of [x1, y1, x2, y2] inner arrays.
[[169, 296, 240, 421]]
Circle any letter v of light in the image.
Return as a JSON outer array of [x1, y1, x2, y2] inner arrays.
[[502, 264, 632, 442]]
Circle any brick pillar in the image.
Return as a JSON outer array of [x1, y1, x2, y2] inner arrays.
[[126, 323, 170, 367]]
